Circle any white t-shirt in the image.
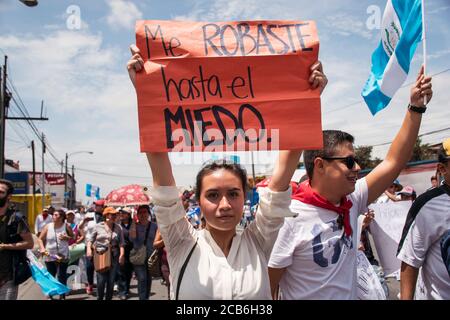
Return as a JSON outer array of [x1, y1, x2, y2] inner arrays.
[[269, 178, 369, 300], [397, 184, 450, 300], [34, 214, 52, 234], [153, 185, 296, 300]]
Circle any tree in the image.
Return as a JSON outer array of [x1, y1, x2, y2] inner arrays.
[[355, 146, 373, 170], [410, 138, 434, 162]]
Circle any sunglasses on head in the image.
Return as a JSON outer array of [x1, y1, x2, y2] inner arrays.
[[321, 155, 359, 170]]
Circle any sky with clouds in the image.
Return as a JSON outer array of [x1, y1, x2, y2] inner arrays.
[[0, 0, 449, 204]]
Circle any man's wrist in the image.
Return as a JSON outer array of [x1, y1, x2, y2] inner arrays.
[[408, 103, 426, 113]]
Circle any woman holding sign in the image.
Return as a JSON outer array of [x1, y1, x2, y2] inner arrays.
[[127, 45, 327, 299]]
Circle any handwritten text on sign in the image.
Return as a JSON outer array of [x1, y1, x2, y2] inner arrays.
[[135, 20, 323, 152]]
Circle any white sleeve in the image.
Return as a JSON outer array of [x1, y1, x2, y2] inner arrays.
[[350, 178, 369, 215], [152, 186, 196, 256], [397, 209, 435, 268], [268, 218, 298, 268], [245, 186, 297, 261]]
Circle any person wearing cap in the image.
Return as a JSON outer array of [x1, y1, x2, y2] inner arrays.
[[397, 138, 450, 299], [78, 199, 105, 295], [34, 207, 53, 237], [397, 185, 417, 201], [375, 179, 402, 203], [87, 207, 125, 300]]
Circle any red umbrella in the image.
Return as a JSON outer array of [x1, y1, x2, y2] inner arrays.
[[105, 184, 150, 206]]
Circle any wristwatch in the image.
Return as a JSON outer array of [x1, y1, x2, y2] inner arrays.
[[408, 104, 426, 113]]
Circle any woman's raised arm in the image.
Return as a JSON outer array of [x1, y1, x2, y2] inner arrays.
[[126, 44, 177, 187]]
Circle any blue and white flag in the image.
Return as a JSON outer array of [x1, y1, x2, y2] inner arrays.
[[26, 250, 71, 297], [85, 183, 100, 199], [362, 0, 423, 115]]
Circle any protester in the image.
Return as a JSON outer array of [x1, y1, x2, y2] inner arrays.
[[129, 204, 157, 300], [0, 179, 34, 300], [87, 207, 124, 300], [78, 199, 105, 295], [397, 185, 417, 201], [38, 209, 74, 300], [117, 207, 133, 300], [153, 229, 170, 299], [397, 138, 450, 300], [358, 209, 379, 264], [127, 44, 327, 299], [66, 210, 78, 246], [430, 176, 438, 189], [268, 66, 433, 299], [376, 179, 402, 203], [34, 207, 53, 237]]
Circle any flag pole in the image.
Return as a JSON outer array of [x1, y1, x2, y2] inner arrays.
[[422, 0, 428, 105]]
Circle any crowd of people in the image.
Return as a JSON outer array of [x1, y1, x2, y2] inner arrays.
[[0, 49, 448, 301]]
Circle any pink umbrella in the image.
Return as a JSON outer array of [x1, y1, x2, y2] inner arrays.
[[105, 184, 150, 206]]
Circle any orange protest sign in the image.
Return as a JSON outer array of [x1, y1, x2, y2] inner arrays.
[[135, 20, 323, 152]]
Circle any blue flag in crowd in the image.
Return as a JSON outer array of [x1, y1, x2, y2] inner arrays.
[[27, 250, 71, 296], [86, 183, 100, 199], [362, 0, 423, 115]]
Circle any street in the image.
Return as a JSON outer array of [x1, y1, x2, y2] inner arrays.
[[18, 275, 169, 300]]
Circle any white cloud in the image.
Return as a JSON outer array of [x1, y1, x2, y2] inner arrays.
[[324, 13, 372, 39], [428, 5, 450, 15], [106, 0, 143, 30]]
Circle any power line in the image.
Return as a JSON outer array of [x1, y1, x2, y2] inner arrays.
[[75, 167, 149, 180], [370, 126, 450, 147], [327, 67, 450, 114]]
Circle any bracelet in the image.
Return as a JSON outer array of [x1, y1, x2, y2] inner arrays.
[[408, 104, 426, 114]]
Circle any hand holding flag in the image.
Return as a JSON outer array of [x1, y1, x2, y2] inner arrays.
[[410, 65, 432, 108]]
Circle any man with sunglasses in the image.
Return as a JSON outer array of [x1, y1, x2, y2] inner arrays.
[[397, 138, 450, 300], [268, 67, 433, 300]]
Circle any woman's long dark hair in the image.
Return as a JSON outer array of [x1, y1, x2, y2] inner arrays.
[[195, 159, 248, 201]]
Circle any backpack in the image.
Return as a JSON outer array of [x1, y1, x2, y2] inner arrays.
[[6, 210, 32, 285]]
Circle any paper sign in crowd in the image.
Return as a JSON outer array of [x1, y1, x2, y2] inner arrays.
[[135, 20, 323, 152], [369, 201, 412, 277]]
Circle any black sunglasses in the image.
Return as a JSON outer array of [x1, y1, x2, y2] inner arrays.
[[321, 156, 359, 170]]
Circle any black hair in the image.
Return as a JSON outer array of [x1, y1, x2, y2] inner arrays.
[[137, 205, 151, 213], [55, 209, 67, 222], [195, 159, 248, 201], [303, 130, 355, 181], [298, 174, 309, 184], [0, 179, 14, 196], [438, 144, 449, 163]]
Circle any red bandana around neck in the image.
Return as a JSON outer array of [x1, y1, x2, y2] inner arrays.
[[292, 180, 353, 237]]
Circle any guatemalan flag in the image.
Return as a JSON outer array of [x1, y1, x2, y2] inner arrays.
[[362, 0, 423, 115], [85, 183, 100, 199]]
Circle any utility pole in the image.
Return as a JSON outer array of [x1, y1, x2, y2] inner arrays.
[[31, 141, 36, 195], [41, 131, 46, 210], [0, 56, 7, 178], [71, 164, 75, 209], [1, 55, 48, 179], [31, 140, 36, 219], [64, 153, 68, 208]]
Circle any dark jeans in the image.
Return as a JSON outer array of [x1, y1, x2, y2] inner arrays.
[[96, 258, 119, 300], [84, 256, 95, 285], [45, 261, 69, 298], [134, 264, 152, 300], [118, 261, 133, 297]]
